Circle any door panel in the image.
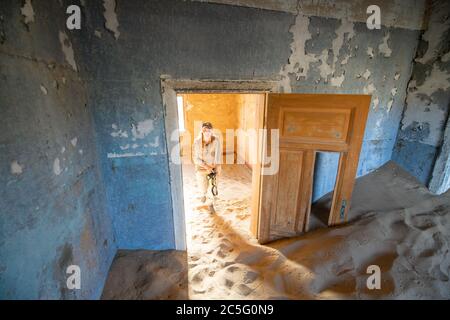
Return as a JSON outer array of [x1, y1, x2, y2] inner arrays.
[[272, 150, 303, 231], [270, 149, 315, 239], [281, 108, 351, 143], [257, 94, 370, 244]]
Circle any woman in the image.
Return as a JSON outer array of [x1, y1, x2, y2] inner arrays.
[[193, 122, 222, 204]]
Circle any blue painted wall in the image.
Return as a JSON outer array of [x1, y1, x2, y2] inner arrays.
[[393, 0, 450, 188], [0, 1, 116, 299], [2, 0, 441, 299], [76, 0, 293, 249]]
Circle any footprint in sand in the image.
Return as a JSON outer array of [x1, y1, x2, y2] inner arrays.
[[191, 267, 209, 283], [243, 270, 260, 284], [223, 278, 234, 289], [226, 265, 240, 273], [216, 246, 232, 259], [237, 283, 253, 296]]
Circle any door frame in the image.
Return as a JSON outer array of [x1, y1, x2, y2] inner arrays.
[[160, 75, 278, 250]]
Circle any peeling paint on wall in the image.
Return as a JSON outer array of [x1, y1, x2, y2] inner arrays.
[[40, 85, 48, 95], [394, 0, 450, 187], [372, 96, 380, 109], [107, 152, 146, 158], [11, 161, 23, 175], [362, 69, 371, 80], [330, 73, 345, 87], [131, 119, 154, 140], [58, 31, 78, 72], [400, 63, 450, 146], [279, 12, 315, 92], [103, 0, 120, 40], [279, 13, 355, 91], [119, 144, 130, 150], [363, 82, 376, 95], [332, 19, 355, 65], [367, 46, 374, 59], [110, 124, 128, 138], [378, 32, 392, 57], [1, 0, 117, 298], [53, 158, 62, 175], [387, 99, 394, 112], [21, 0, 35, 25], [148, 136, 159, 148]]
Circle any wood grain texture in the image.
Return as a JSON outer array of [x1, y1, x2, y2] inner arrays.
[[257, 94, 370, 243]]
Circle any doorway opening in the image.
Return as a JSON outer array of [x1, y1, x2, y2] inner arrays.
[[176, 93, 266, 298], [161, 79, 370, 298], [310, 151, 340, 229]]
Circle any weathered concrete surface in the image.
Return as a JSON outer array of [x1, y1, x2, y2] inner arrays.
[[393, 0, 450, 189], [0, 0, 116, 299]]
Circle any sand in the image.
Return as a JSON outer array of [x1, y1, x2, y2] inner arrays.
[[102, 161, 450, 299]]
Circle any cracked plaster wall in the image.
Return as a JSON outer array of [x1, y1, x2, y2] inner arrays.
[[393, 0, 450, 189]]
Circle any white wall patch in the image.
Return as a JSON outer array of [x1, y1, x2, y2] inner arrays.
[[40, 85, 48, 95], [21, 0, 35, 25], [53, 158, 62, 175], [363, 82, 376, 95], [59, 31, 78, 72], [11, 161, 23, 175], [372, 96, 380, 110], [332, 19, 355, 65], [103, 0, 120, 40], [148, 136, 159, 148], [120, 144, 130, 150], [378, 33, 392, 57], [131, 119, 154, 139], [387, 99, 394, 112], [330, 73, 345, 87], [367, 47, 375, 59], [107, 152, 145, 159], [279, 13, 316, 92]]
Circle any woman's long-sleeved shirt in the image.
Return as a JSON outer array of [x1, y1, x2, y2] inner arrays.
[[193, 134, 222, 171]]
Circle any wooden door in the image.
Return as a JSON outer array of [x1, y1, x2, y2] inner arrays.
[[255, 94, 370, 244]]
